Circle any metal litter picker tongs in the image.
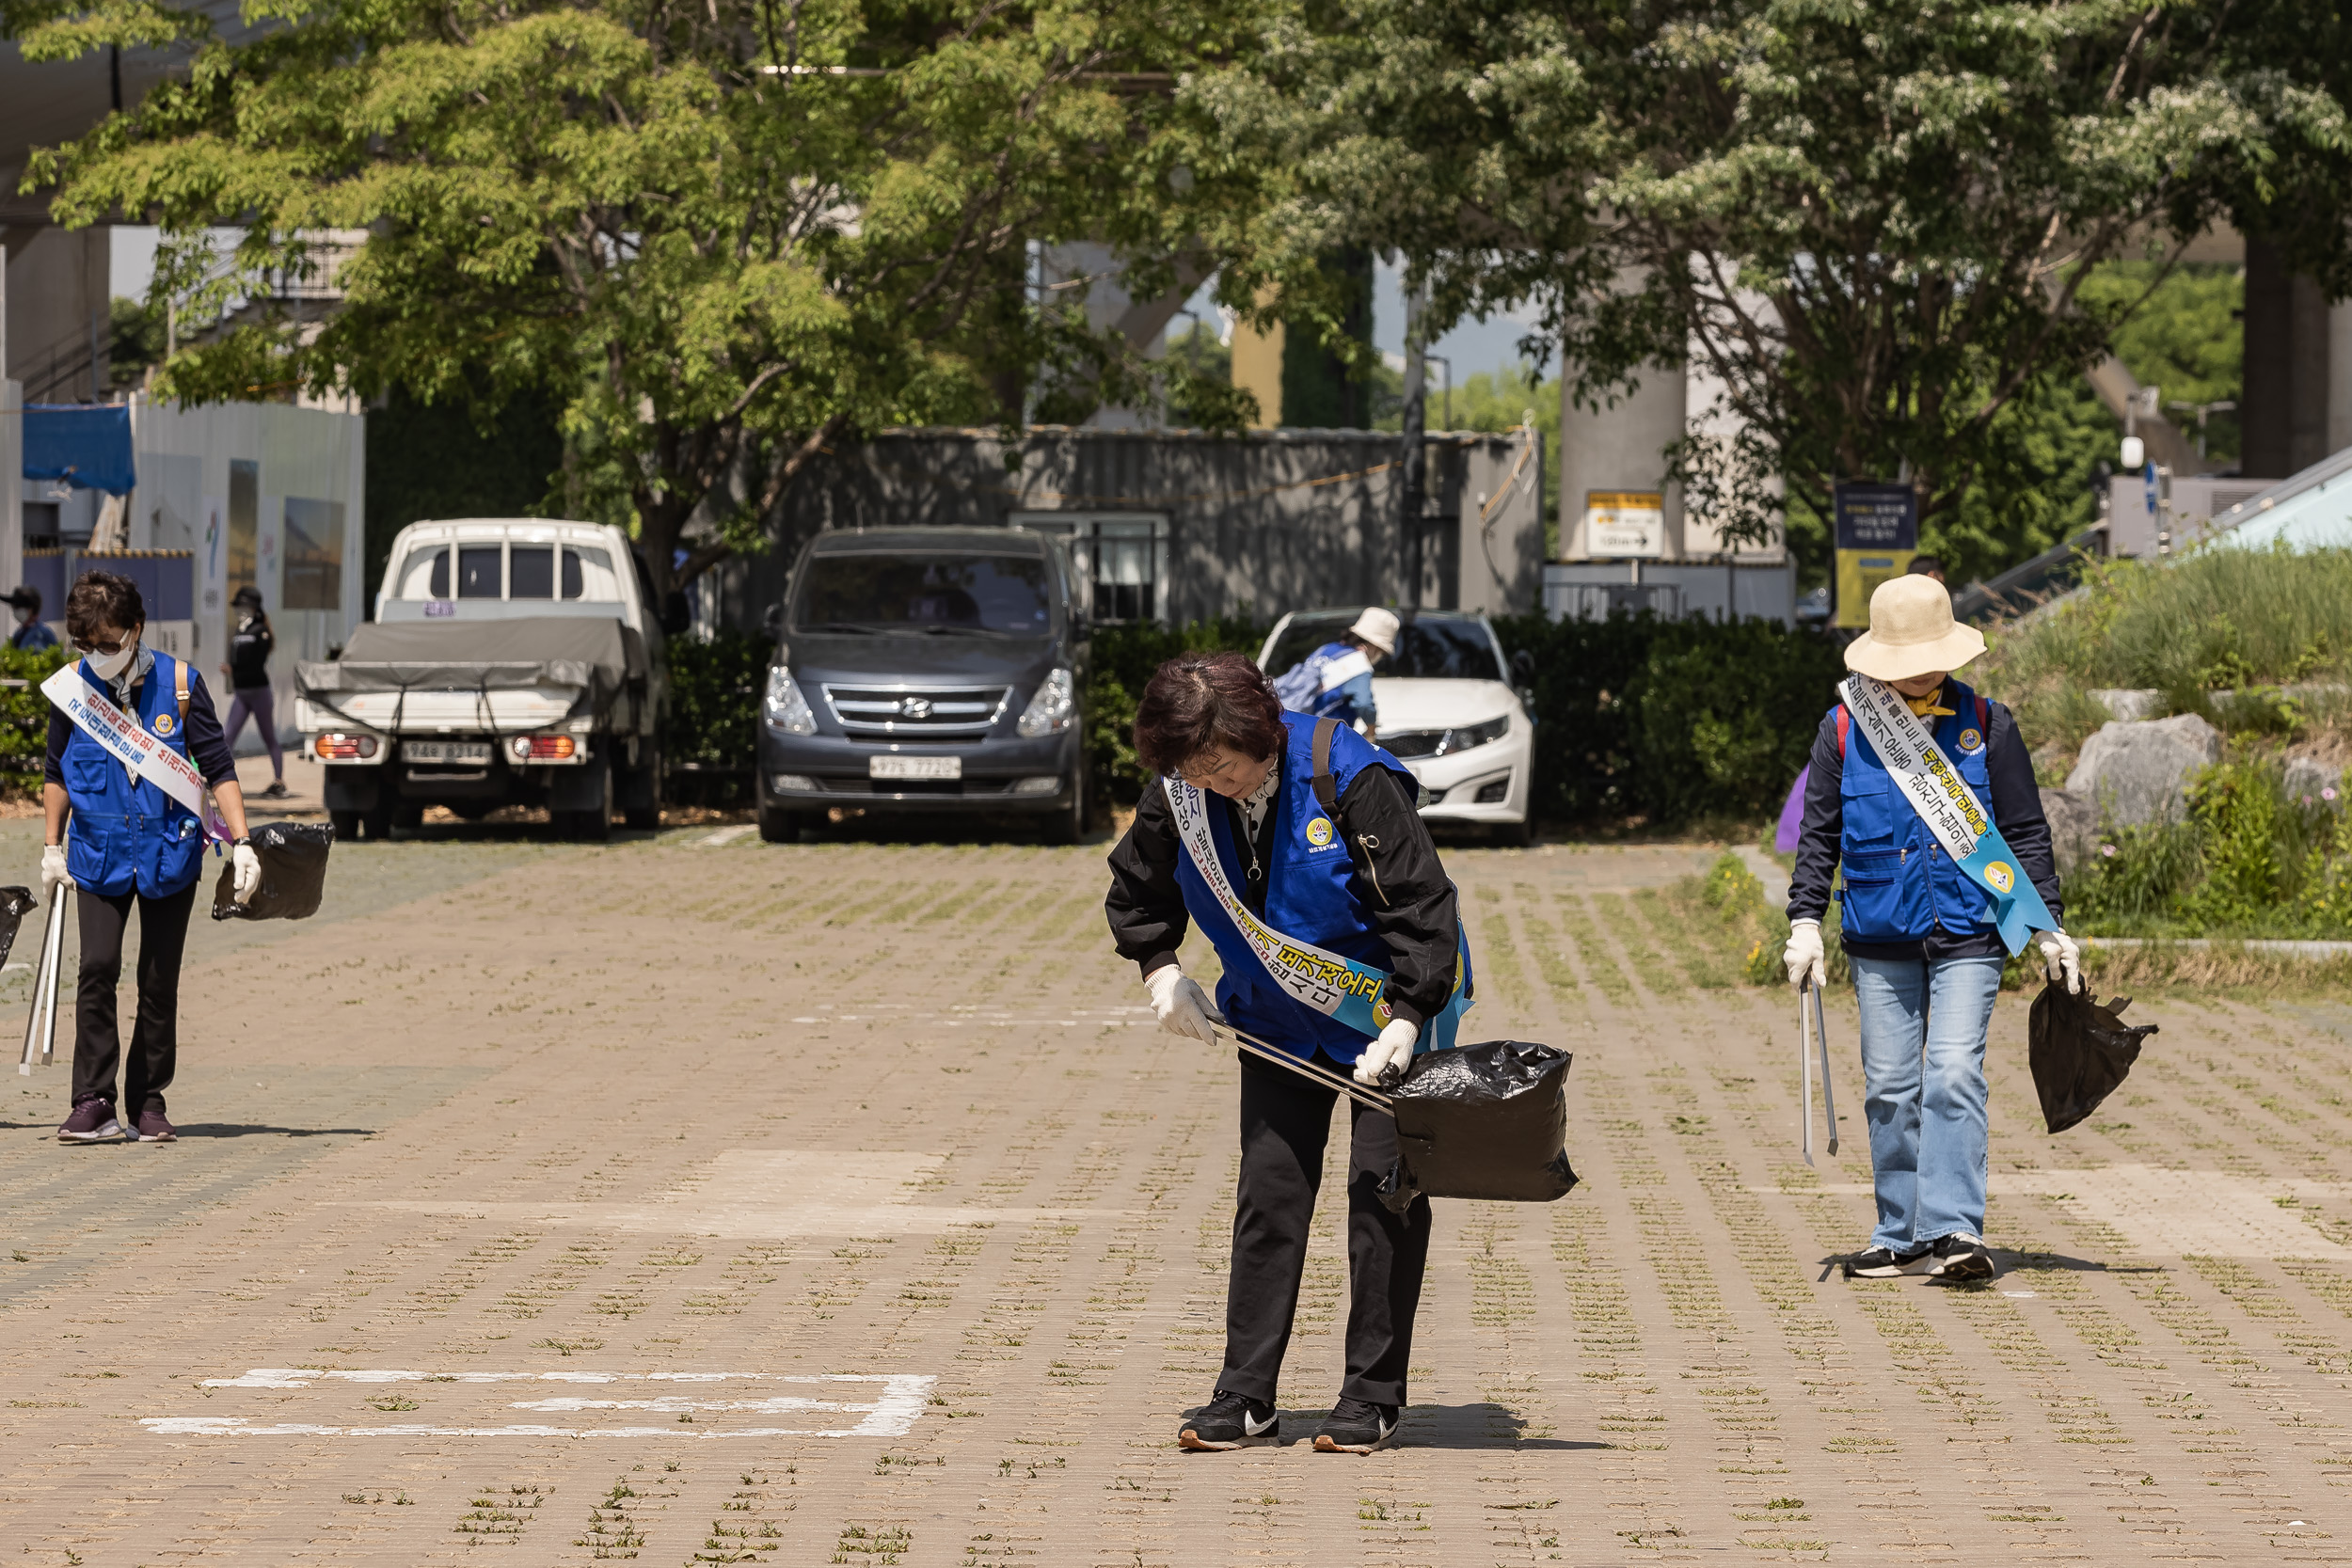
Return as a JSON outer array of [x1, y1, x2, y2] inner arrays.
[[1216, 1022, 1395, 1112], [17, 884, 64, 1076], [1798, 977, 1839, 1164]]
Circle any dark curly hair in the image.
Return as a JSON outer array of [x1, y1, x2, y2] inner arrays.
[[1133, 651, 1287, 776], [64, 570, 145, 643]]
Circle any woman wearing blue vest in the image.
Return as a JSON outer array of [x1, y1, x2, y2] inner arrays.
[[1106, 651, 1467, 1456], [43, 572, 261, 1144], [1785, 576, 2080, 1282]]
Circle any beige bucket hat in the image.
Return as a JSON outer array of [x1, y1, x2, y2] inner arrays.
[[1348, 607, 1402, 656], [1843, 574, 1985, 682]]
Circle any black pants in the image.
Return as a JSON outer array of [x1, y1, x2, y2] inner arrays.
[[70, 880, 199, 1119], [1219, 1050, 1432, 1408]]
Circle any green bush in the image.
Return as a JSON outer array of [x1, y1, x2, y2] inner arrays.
[[1079, 611, 1840, 824], [661, 630, 765, 804], [1086, 617, 1270, 805], [0, 644, 72, 799], [2067, 754, 2352, 938], [1491, 612, 1845, 826]]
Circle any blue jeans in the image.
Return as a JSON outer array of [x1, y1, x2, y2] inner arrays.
[[1850, 953, 2005, 1252]]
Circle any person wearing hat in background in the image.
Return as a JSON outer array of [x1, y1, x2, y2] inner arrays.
[[1784, 574, 2080, 1283], [1271, 607, 1401, 742], [7, 586, 57, 652], [219, 585, 288, 800]]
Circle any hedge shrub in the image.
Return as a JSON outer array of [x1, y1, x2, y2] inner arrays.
[[660, 629, 765, 806], [1087, 616, 1270, 804], [0, 645, 72, 799], [1489, 612, 1845, 827], [1083, 611, 1841, 826]]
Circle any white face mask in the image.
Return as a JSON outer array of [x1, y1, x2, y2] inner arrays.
[[86, 637, 138, 682]]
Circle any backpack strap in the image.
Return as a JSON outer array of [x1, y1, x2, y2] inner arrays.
[[1311, 718, 1341, 813], [1835, 705, 1849, 760], [1976, 693, 1991, 733], [174, 655, 189, 728]]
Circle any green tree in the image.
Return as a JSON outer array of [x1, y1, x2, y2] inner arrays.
[[1191, 0, 2352, 577], [24, 0, 1242, 597]]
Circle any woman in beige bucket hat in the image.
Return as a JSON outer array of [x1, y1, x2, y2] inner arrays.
[[1783, 575, 2081, 1285]]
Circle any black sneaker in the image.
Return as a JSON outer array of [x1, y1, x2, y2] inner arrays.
[[1842, 1243, 1933, 1279], [1928, 1234, 1995, 1282], [1312, 1397, 1398, 1454], [260, 781, 291, 800], [57, 1098, 124, 1142], [1177, 1390, 1278, 1451]]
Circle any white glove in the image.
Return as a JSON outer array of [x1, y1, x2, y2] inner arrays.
[[39, 845, 72, 904], [2034, 927, 2083, 994], [1355, 1017, 1419, 1085], [1145, 963, 1223, 1045], [1784, 919, 1826, 990], [231, 842, 262, 906]]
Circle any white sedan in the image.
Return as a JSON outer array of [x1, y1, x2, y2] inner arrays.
[[1257, 609, 1536, 844]]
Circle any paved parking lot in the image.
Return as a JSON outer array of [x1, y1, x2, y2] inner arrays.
[[2, 823, 2351, 1562]]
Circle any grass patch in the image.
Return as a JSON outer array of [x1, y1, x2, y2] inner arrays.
[[1980, 545, 2352, 764], [2084, 940, 2352, 997]]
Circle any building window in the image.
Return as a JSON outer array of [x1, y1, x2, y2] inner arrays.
[[282, 498, 344, 610], [1012, 512, 1170, 625]]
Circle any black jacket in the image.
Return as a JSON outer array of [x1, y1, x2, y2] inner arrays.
[[1105, 763, 1460, 1026], [1787, 682, 2061, 962]]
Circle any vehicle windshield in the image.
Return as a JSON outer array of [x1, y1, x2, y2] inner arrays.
[[1262, 613, 1505, 682], [793, 554, 1052, 636]]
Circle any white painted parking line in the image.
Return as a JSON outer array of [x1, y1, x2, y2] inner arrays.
[[146, 1371, 936, 1439]]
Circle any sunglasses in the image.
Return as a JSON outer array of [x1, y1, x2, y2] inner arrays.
[[72, 634, 134, 657]]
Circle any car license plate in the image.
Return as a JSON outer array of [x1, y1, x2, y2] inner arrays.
[[869, 754, 961, 781], [405, 740, 493, 765]]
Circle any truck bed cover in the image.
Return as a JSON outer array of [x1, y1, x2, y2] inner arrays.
[[297, 617, 648, 710]]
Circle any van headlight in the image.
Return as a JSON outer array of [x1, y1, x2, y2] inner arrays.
[[1016, 668, 1077, 738], [764, 667, 818, 735]]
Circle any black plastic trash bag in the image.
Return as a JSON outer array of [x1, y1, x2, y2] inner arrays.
[[212, 822, 336, 922], [1378, 1039, 1579, 1212], [2028, 981, 2157, 1134], [0, 885, 35, 966]]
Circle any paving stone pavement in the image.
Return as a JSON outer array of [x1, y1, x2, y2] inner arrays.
[[2, 828, 2351, 1563]]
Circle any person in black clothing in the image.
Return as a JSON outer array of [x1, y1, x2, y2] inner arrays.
[[220, 585, 286, 798], [44, 571, 260, 1144], [1105, 651, 1465, 1455]]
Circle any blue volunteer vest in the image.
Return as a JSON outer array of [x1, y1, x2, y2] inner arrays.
[[61, 654, 207, 898], [1835, 677, 1999, 943], [1172, 710, 1470, 1063]]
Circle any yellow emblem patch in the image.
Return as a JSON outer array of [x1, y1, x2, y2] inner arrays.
[[1957, 727, 1983, 753], [152, 712, 176, 737], [1983, 860, 2015, 894], [1304, 816, 1334, 847]]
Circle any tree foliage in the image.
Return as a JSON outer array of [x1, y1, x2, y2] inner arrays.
[[23, 0, 1242, 594], [1193, 0, 2352, 549]]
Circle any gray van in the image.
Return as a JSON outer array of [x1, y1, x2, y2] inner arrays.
[[755, 527, 1089, 843]]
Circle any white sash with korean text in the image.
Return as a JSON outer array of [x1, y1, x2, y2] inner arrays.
[[42, 661, 215, 832]]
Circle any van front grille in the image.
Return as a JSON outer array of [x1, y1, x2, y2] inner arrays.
[[821, 684, 1009, 737]]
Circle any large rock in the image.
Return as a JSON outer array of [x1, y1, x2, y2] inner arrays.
[[2064, 714, 2224, 828], [2284, 753, 2345, 805], [2039, 787, 2100, 876]]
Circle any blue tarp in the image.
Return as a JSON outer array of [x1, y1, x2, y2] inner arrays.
[[24, 404, 135, 495]]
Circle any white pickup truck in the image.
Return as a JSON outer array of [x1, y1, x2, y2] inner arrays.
[[294, 519, 670, 840]]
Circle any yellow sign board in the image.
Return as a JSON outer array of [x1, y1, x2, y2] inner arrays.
[[1585, 490, 1665, 559], [1835, 548, 1918, 627]]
